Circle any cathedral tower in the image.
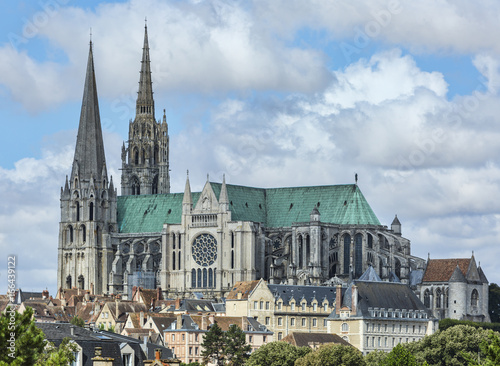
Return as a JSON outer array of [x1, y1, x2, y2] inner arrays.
[[121, 24, 170, 195], [57, 41, 117, 295]]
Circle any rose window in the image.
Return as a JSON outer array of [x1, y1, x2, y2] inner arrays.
[[192, 234, 217, 266]]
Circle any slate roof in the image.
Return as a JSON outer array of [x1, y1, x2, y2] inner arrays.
[[358, 266, 381, 282], [422, 258, 471, 282], [106, 301, 149, 322], [118, 183, 381, 233], [226, 280, 260, 300], [281, 332, 351, 348], [177, 299, 224, 313], [268, 284, 337, 306]]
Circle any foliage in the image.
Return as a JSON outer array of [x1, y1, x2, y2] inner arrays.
[[0, 306, 76, 366], [34, 337, 78, 366], [439, 318, 500, 333], [180, 363, 200, 366], [201, 323, 226, 366], [107, 324, 115, 333], [489, 283, 500, 323], [462, 330, 500, 366], [223, 324, 251, 366], [98, 323, 105, 331], [379, 343, 424, 366], [295, 343, 365, 366], [246, 341, 311, 366], [70, 315, 85, 328], [364, 349, 388, 366], [405, 324, 492, 365]]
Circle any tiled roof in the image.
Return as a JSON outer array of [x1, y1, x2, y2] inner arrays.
[[422, 258, 471, 282], [226, 280, 260, 300], [268, 284, 337, 306], [118, 183, 381, 233], [282, 332, 351, 348]]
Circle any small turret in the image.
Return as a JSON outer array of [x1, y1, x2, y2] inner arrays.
[[391, 215, 401, 235], [182, 171, 192, 215], [310, 206, 320, 222], [219, 174, 229, 212]]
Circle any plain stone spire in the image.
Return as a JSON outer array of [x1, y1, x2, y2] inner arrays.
[[71, 41, 106, 186], [136, 23, 155, 118]]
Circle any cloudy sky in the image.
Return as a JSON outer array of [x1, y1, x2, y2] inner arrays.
[[1, 0, 499, 295]]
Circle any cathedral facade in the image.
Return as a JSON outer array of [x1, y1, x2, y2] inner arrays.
[[57, 27, 489, 322]]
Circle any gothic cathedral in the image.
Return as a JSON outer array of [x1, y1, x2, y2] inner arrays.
[[57, 26, 490, 322]]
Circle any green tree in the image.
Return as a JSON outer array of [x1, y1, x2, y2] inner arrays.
[[489, 283, 500, 323], [463, 330, 500, 366], [405, 324, 492, 365], [223, 324, 251, 366], [0, 306, 76, 366], [246, 341, 311, 366], [201, 322, 225, 366], [364, 349, 388, 366], [380, 344, 421, 366], [70, 315, 85, 328], [295, 343, 365, 366]]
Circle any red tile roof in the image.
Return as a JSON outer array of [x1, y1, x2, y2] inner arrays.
[[226, 280, 260, 300], [422, 258, 471, 282]]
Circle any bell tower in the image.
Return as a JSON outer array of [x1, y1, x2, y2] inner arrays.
[[57, 40, 117, 295], [121, 23, 170, 195]]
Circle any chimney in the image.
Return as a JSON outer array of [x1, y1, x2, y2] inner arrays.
[[241, 317, 248, 331], [176, 314, 183, 330], [90, 283, 94, 296], [84, 292, 90, 302], [175, 298, 181, 310], [202, 315, 207, 330], [156, 287, 161, 301], [208, 313, 215, 325], [42, 290, 49, 299], [335, 284, 342, 314], [70, 325, 75, 336], [237, 292, 242, 300], [351, 285, 358, 315], [155, 349, 162, 360], [140, 311, 145, 327]]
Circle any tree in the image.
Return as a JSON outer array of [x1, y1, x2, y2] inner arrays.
[[70, 315, 85, 328], [489, 283, 500, 323], [0, 306, 76, 366], [201, 322, 225, 366], [364, 349, 388, 366], [223, 324, 251, 366], [380, 344, 421, 366], [405, 324, 492, 365], [463, 330, 500, 366], [294, 344, 365, 366], [246, 342, 311, 366]]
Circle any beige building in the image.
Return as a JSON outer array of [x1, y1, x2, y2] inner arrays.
[[163, 314, 272, 364], [226, 279, 337, 340], [95, 301, 148, 333], [327, 280, 437, 354]]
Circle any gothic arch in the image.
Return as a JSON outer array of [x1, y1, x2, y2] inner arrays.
[[424, 289, 430, 308], [354, 233, 363, 278], [343, 233, 351, 274], [152, 175, 158, 194], [131, 176, 140, 195], [471, 289, 479, 307]]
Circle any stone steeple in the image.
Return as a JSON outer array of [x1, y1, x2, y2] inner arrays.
[[71, 41, 106, 186], [121, 24, 170, 195], [136, 23, 155, 118], [58, 40, 117, 296]]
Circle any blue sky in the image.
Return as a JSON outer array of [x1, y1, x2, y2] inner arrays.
[[1, 0, 500, 296]]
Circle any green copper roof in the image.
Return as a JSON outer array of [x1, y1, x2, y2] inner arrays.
[[117, 183, 381, 233]]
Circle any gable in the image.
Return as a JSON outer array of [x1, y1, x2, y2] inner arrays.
[[422, 258, 471, 282]]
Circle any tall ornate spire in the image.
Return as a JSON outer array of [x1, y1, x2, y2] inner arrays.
[[136, 22, 154, 118], [71, 41, 106, 185]]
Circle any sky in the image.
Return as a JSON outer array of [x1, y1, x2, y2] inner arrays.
[[0, 0, 500, 296]]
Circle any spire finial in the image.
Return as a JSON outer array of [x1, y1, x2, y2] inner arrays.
[[355, 173, 358, 185], [89, 28, 92, 45], [207, 173, 209, 182], [187, 169, 189, 178]]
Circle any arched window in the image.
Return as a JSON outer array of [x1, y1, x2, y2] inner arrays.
[[209, 268, 213, 287], [78, 275, 84, 290], [178, 251, 181, 270], [131, 177, 140, 195], [342, 323, 349, 332], [152, 175, 158, 194], [191, 269, 196, 288], [154, 145, 159, 165], [395, 258, 401, 279], [172, 252, 176, 270], [231, 251, 234, 269], [306, 235, 311, 264], [379, 258, 384, 278], [424, 289, 430, 308], [76, 201, 80, 221], [471, 289, 479, 307], [355, 233, 363, 278], [178, 234, 181, 250], [197, 269, 202, 288], [134, 149, 139, 165], [81, 225, 86, 242], [231, 232, 235, 248], [89, 202, 94, 221], [95, 226, 100, 246], [343, 234, 351, 274], [298, 236, 303, 268], [66, 275, 72, 289], [203, 268, 208, 288], [435, 288, 442, 309], [141, 148, 146, 164], [67, 225, 73, 243], [367, 234, 373, 249]]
